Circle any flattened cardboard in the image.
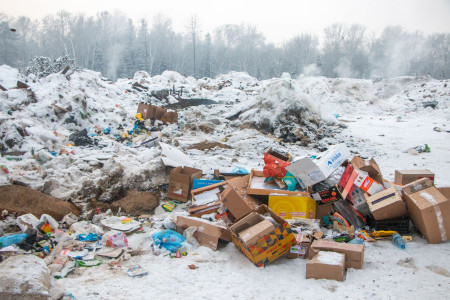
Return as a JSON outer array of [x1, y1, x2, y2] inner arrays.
[[366, 187, 407, 220], [189, 181, 228, 217], [247, 170, 309, 196], [311, 185, 343, 204], [137, 103, 153, 119], [402, 178, 450, 244], [287, 233, 311, 259], [306, 251, 346, 281], [238, 218, 275, 247], [338, 163, 358, 200], [221, 175, 261, 220], [175, 216, 231, 250], [268, 195, 316, 219], [168, 166, 202, 202], [315, 202, 333, 222], [395, 170, 435, 185], [309, 240, 364, 269], [229, 205, 296, 267]]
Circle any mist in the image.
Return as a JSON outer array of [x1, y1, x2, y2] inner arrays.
[[0, 11, 449, 80]]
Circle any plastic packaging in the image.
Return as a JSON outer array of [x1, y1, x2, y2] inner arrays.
[[105, 232, 128, 248], [152, 230, 186, 253], [392, 233, 406, 249], [0, 233, 28, 248]]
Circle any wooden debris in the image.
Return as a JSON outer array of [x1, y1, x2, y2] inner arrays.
[[17, 81, 29, 89]]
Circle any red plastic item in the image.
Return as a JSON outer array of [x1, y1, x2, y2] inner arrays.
[[0, 165, 9, 173], [263, 153, 291, 178]]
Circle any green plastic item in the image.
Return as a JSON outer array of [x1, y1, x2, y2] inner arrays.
[[76, 259, 103, 267], [282, 171, 298, 191]]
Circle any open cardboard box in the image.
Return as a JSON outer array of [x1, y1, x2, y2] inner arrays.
[[229, 204, 296, 267], [402, 178, 450, 244], [221, 175, 261, 220], [189, 181, 229, 217], [306, 251, 346, 281], [175, 216, 231, 250], [268, 194, 316, 219], [247, 170, 309, 196], [167, 166, 202, 202]]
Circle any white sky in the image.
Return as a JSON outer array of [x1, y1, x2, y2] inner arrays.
[[2, 0, 450, 44]]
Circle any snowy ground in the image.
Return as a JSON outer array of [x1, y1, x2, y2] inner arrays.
[[0, 66, 449, 299]]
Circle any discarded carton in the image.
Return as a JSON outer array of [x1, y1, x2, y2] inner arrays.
[[402, 178, 450, 244], [351, 156, 384, 185], [309, 240, 364, 269], [349, 186, 371, 216], [189, 181, 228, 217], [175, 216, 231, 250], [167, 166, 202, 202], [229, 205, 296, 267], [311, 185, 343, 204], [221, 175, 261, 220], [395, 170, 435, 185], [315, 202, 333, 222], [286, 144, 351, 188], [268, 195, 316, 219], [154, 106, 167, 120], [137, 103, 154, 119], [247, 170, 309, 196], [338, 163, 359, 199], [366, 187, 407, 220], [353, 170, 386, 196], [306, 251, 346, 281], [237, 216, 275, 247], [333, 221, 356, 235]]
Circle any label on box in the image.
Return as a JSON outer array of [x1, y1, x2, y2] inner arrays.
[[354, 172, 385, 195], [308, 169, 326, 183], [311, 186, 343, 204]]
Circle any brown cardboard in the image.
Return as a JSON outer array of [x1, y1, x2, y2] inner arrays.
[[309, 240, 364, 269], [287, 233, 311, 259], [154, 106, 167, 120], [228, 205, 296, 267], [366, 187, 407, 220], [247, 170, 309, 196], [175, 216, 231, 250], [306, 251, 346, 281], [238, 218, 276, 247], [167, 166, 202, 202], [315, 202, 333, 221], [395, 170, 435, 185], [221, 175, 261, 220], [438, 187, 450, 199], [351, 156, 384, 185], [189, 181, 228, 217], [402, 178, 450, 244], [137, 103, 154, 119]]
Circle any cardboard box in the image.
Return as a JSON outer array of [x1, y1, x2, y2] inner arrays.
[[351, 156, 384, 185], [353, 170, 386, 196], [268, 195, 316, 219], [221, 175, 260, 220], [311, 185, 343, 204], [338, 163, 358, 200], [402, 178, 450, 244], [315, 202, 333, 221], [306, 251, 346, 281], [309, 240, 364, 269], [366, 187, 407, 220], [154, 106, 167, 120], [395, 170, 435, 185], [189, 181, 228, 217], [167, 166, 202, 202], [237, 216, 276, 247], [349, 186, 371, 216], [247, 170, 309, 196], [137, 103, 154, 119], [229, 205, 296, 267], [286, 144, 351, 188], [175, 216, 231, 250]]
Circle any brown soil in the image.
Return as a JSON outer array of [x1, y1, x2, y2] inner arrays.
[[188, 140, 232, 151], [90, 190, 160, 216], [0, 185, 80, 220]]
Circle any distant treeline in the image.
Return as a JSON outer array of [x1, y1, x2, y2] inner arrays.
[[0, 11, 449, 80]]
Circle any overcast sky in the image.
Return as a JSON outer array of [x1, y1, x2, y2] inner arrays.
[[2, 0, 450, 44]]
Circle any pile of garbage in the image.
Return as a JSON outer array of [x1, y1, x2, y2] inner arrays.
[[0, 142, 449, 297]]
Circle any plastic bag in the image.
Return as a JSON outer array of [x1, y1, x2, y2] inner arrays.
[[103, 231, 128, 248], [152, 230, 186, 253], [263, 153, 291, 178]]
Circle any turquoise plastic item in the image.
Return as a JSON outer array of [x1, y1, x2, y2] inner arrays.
[[282, 171, 298, 191], [0, 233, 27, 248], [152, 230, 186, 253]]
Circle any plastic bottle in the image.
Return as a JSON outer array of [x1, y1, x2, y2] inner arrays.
[[0, 233, 27, 248], [392, 233, 406, 249]]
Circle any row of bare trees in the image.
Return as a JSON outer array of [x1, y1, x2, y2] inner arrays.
[[0, 11, 449, 80]]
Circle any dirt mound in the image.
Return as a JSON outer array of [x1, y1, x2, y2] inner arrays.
[[111, 190, 159, 215], [188, 140, 232, 151], [0, 185, 80, 220]]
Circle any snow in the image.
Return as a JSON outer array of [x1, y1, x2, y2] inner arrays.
[[316, 251, 345, 265], [0, 65, 449, 299]]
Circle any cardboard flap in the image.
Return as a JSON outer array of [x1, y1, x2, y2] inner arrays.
[[402, 178, 433, 195], [351, 156, 384, 185], [176, 216, 231, 247]]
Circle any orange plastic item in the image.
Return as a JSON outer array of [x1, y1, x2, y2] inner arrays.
[[41, 223, 52, 233]]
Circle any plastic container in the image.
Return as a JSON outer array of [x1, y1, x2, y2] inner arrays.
[[392, 233, 406, 249]]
